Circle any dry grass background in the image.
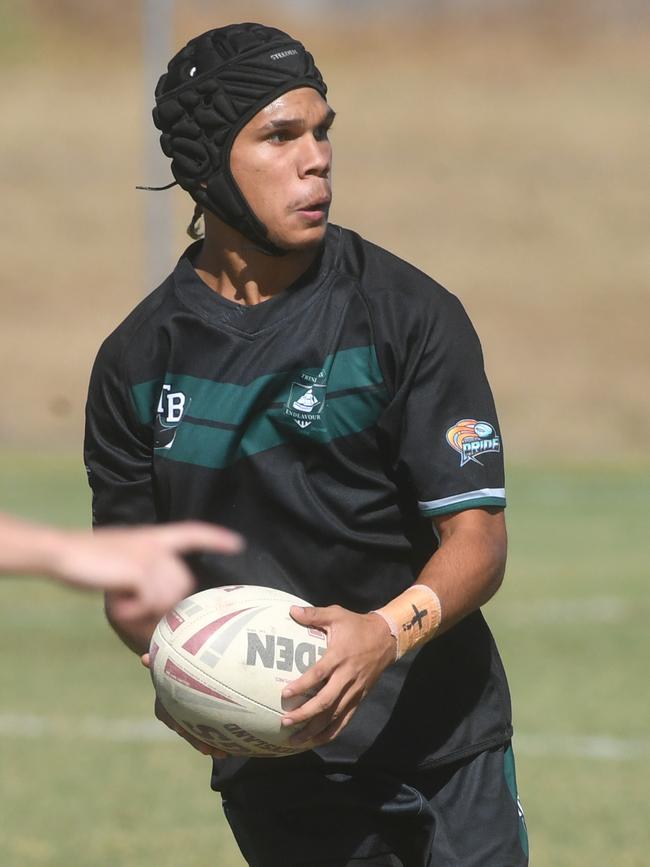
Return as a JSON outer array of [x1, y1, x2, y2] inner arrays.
[[1, 2, 648, 462]]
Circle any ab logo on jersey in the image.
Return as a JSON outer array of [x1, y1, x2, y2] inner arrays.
[[154, 384, 191, 449], [285, 370, 327, 429], [446, 419, 501, 467]]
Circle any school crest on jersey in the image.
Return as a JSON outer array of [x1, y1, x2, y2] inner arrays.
[[284, 371, 327, 429], [446, 419, 500, 467], [154, 384, 191, 449]]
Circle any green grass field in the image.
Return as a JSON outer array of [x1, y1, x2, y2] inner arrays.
[[1, 453, 648, 867]]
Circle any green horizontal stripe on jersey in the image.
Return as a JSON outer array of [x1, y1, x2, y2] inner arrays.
[[131, 345, 384, 427], [328, 344, 384, 392], [156, 384, 387, 469], [131, 378, 161, 426], [420, 496, 507, 517], [130, 345, 389, 469]]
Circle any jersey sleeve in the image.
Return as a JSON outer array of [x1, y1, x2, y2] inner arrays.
[[84, 336, 157, 527], [393, 292, 506, 518]]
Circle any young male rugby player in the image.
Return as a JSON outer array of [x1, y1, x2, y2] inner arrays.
[[85, 22, 528, 867]]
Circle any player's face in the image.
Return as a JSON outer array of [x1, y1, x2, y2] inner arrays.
[[230, 88, 334, 251]]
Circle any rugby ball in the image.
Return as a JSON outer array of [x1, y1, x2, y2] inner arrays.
[[149, 585, 327, 757]]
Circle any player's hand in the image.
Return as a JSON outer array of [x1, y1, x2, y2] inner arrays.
[[52, 522, 243, 621], [140, 653, 228, 758], [154, 697, 229, 758], [280, 604, 396, 747]]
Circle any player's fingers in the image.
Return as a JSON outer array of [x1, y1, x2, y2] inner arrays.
[[281, 649, 332, 700], [169, 724, 221, 756], [281, 674, 343, 729], [107, 591, 147, 623], [109, 583, 188, 624], [140, 652, 151, 669], [307, 706, 356, 747], [289, 713, 331, 746], [177, 728, 226, 757], [154, 698, 225, 757], [141, 572, 194, 614], [153, 522, 244, 555], [288, 604, 333, 629], [288, 690, 349, 745]]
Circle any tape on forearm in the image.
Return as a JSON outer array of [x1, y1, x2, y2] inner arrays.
[[371, 584, 442, 660]]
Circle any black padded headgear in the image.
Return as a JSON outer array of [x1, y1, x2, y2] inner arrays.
[[153, 22, 327, 255]]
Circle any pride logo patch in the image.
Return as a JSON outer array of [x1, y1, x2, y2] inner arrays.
[[446, 419, 501, 467]]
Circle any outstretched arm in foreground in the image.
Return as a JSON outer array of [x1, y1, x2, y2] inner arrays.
[[0, 512, 242, 635]]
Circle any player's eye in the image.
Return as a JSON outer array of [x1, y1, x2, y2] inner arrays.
[[314, 123, 333, 142], [267, 130, 291, 144]]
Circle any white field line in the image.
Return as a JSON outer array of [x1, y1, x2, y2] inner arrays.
[[0, 713, 648, 760], [513, 733, 650, 761], [0, 713, 175, 742]]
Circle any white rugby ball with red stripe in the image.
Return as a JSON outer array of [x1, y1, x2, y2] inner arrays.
[[149, 585, 327, 757]]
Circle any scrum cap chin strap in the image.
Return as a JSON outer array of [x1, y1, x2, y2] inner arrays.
[[151, 22, 327, 256]]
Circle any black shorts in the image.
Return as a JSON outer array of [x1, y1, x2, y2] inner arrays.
[[220, 741, 529, 867]]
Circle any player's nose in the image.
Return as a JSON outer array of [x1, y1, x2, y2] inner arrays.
[[299, 135, 332, 179]]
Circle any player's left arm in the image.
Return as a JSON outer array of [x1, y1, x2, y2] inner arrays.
[[282, 505, 506, 747], [416, 506, 506, 634]]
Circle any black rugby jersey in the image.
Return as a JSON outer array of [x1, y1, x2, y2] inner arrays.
[[85, 224, 512, 786]]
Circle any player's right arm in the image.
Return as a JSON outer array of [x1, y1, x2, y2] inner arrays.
[[84, 330, 161, 653], [84, 327, 183, 654], [85, 328, 230, 756]]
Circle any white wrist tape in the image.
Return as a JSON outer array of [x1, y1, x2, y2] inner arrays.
[[371, 584, 442, 661]]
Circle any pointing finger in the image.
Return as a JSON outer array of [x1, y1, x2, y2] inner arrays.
[[154, 522, 244, 555]]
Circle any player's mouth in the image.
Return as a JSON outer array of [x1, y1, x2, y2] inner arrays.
[[296, 196, 331, 223]]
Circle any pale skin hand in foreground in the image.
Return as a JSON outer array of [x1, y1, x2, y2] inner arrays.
[[0, 513, 243, 623], [0, 512, 240, 760], [143, 507, 506, 757]]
